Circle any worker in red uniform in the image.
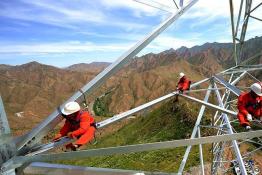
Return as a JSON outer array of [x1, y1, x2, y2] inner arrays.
[[54, 101, 96, 151], [237, 82, 262, 130], [173, 72, 191, 103], [176, 72, 191, 93]]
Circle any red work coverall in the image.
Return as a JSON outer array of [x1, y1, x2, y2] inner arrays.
[[237, 92, 262, 126], [177, 76, 191, 92], [60, 111, 96, 145]]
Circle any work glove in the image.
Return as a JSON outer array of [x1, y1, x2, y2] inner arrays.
[[67, 132, 76, 139], [53, 133, 62, 142], [67, 132, 73, 138], [246, 114, 252, 121]]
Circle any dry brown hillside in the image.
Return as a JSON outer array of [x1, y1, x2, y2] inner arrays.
[[0, 62, 100, 135], [0, 57, 203, 136], [1, 37, 261, 136]]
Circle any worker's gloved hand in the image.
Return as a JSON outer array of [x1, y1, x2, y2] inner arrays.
[[67, 132, 73, 138], [246, 114, 252, 121], [53, 133, 62, 142], [67, 132, 76, 139]]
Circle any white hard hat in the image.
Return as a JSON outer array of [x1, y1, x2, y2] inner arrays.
[[179, 72, 185, 78], [61, 101, 80, 115], [250, 83, 262, 96]]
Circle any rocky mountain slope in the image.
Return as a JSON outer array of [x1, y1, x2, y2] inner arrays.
[[0, 36, 261, 136], [0, 61, 100, 135]]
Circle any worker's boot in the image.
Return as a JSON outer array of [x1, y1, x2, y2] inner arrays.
[[71, 144, 80, 151], [245, 126, 251, 130], [64, 143, 73, 152]]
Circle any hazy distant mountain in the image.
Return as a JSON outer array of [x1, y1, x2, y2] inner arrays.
[[175, 36, 262, 68], [66, 62, 110, 72]]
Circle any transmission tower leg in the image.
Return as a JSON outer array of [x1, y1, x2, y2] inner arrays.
[[213, 83, 247, 175]]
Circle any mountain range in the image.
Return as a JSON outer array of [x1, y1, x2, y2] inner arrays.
[[0, 36, 261, 136]]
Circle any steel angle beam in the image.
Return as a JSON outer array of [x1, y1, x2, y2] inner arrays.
[[250, 2, 262, 13], [221, 66, 262, 75], [189, 78, 210, 89], [16, 0, 199, 154], [2, 130, 262, 171], [24, 162, 173, 175], [213, 75, 241, 96], [249, 15, 262, 21], [218, 65, 239, 74], [133, 0, 175, 13], [0, 96, 11, 136], [0, 96, 16, 170], [238, 64, 262, 69], [26, 137, 72, 156], [231, 71, 247, 86], [179, 94, 237, 117], [229, 0, 238, 65], [237, 0, 252, 62], [234, 0, 244, 41]]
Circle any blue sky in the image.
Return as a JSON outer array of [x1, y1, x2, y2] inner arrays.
[[0, 0, 261, 67]]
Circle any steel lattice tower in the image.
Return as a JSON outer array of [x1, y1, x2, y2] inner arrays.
[[0, 0, 261, 174]]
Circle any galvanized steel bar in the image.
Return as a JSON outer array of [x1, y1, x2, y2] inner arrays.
[[214, 75, 241, 96], [0, 96, 11, 136], [238, 0, 252, 61], [221, 67, 262, 74], [250, 2, 262, 13], [172, 0, 179, 9], [0, 96, 16, 175], [189, 78, 210, 89], [229, 0, 238, 65], [133, 0, 173, 13], [235, 0, 244, 37], [179, 94, 237, 117], [249, 15, 262, 21], [24, 162, 173, 175]]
